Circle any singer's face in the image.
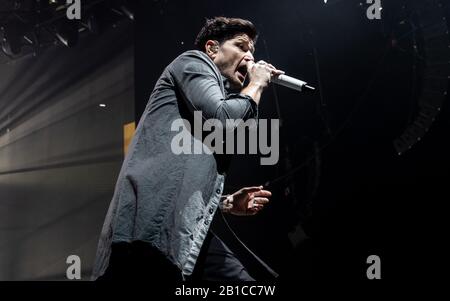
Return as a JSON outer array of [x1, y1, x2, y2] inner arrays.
[[211, 34, 255, 89]]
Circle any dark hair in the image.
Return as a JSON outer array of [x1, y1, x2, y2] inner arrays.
[[194, 17, 258, 52]]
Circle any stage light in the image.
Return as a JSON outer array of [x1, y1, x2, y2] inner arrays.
[[119, 5, 134, 21], [0, 20, 26, 56], [55, 20, 79, 47], [83, 14, 100, 34], [0, 0, 133, 61], [110, 0, 135, 22], [1, 35, 22, 56]]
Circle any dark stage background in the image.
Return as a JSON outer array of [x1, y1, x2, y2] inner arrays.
[[0, 0, 448, 284], [135, 0, 449, 282]]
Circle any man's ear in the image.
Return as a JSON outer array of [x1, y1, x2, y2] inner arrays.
[[205, 40, 219, 58]]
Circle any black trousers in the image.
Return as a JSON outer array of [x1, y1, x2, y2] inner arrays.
[[188, 231, 255, 281], [97, 231, 254, 281]]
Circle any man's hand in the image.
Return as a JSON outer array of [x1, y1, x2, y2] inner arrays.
[[222, 185, 272, 216], [247, 60, 284, 89], [241, 61, 284, 105]]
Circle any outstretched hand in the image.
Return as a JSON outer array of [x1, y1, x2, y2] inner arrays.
[[224, 186, 272, 216]]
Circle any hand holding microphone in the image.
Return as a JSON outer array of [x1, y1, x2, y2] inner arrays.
[[247, 60, 315, 92], [246, 60, 284, 89]]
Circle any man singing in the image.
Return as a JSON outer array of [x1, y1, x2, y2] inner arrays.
[[92, 16, 283, 281]]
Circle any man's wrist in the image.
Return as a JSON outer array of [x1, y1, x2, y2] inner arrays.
[[241, 82, 264, 104], [219, 194, 234, 213], [246, 81, 265, 92]]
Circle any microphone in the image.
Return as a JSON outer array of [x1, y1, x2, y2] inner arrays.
[[271, 74, 315, 92]]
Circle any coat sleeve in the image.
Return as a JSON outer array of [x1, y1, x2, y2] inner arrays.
[[168, 52, 258, 123]]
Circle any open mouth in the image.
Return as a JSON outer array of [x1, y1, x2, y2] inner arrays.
[[236, 64, 248, 82]]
